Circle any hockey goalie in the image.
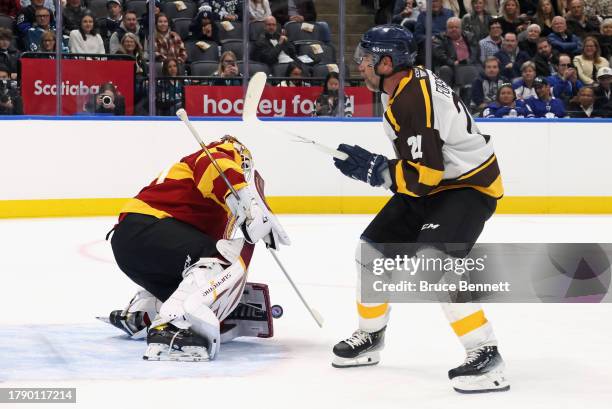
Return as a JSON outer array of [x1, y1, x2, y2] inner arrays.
[[104, 135, 289, 361]]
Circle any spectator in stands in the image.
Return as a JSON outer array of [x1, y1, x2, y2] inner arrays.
[[21, 0, 54, 14], [117, 32, 146, 76], [513, 60, 538, 99], [62, 0, 85, 36], [313, 71, 353, 117], [188, 7, 219, 43], [548, 16, 582, 56], [278, 61, 308, 86], [533, 37, 559, 76], [432, 17, 479, 87], [249, 0, 272, 21], [69, 13, 105, 54], [519, 23, 541, 58], [552, 0, 568, 16], [98, 0, 123, 51], [36, 29, 55, 52], [479, 18, 503, 63], [525, 76, 566, 116], [414, 0, 453, 44], [254, 15, 297, 67], [482, 83, 533, 117], [565, 0, 599, 39], [594, 66, 612, 107], [141, 0, 161, 33], [535, 0, 557, 37], [212, 50, 242, 85], [0, 64, 22, 114], [157, 57, 184, 115], [470, 56, 508, 114], [85, 82, 126, 115], [152, 13, 187, 64], [567, 85, 605, 116], [495, 32, 530, 79], [109, 11, 143, 54], [392, 0, 420, 32], [600, 19, 612, 62], [25, 6, 63, 52], [548, 53, 583, 102], [16, 0, 53, 46], [499, 0, 522, 34], [1, 0, 21, 18], [0, 29, 19, 78], [461, 0, 492, 44], [573, 36, 609, 85], [213, 0, 244, 22], [269, 0, 316, 25]]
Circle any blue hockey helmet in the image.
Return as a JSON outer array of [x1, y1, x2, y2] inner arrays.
[[354, 24, 417, 72]]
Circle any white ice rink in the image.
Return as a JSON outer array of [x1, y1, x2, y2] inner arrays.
[[1, 214, 612, 409]]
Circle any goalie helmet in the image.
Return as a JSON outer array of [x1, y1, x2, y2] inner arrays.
[[354, 24, 417, 73], [221, 135, 253, 182]]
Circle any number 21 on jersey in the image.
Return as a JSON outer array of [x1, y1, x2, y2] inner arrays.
[[408, 134, 423, 159]]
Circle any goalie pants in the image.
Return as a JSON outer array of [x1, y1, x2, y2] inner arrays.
[[110, 213, 218, 302], [358, 188, 498, 351]]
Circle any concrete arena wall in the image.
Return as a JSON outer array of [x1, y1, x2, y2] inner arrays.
[[0, 117, 611, 216]]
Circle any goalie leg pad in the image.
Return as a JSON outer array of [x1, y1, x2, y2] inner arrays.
[[220, 282, 274, 343]]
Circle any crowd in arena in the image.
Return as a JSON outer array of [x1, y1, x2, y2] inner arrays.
[[1, 0, 611, 117], [382, 0, 612, 117]]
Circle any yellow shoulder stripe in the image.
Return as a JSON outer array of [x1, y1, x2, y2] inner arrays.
[[406, 161, 444, 186], [394, 161, 418, 197], [385, 107, 400, 132], [165, 162, 194, 181], [419, 79, 432, 128]]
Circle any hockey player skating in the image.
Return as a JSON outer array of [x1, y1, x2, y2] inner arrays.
[[330, 25, 509, 393], [107, 135, 288, 361]]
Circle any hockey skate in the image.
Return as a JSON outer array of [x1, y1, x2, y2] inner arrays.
[[448, 345, 510, 393], [331, 327, 386, 368], [143, 323, 210, 362]]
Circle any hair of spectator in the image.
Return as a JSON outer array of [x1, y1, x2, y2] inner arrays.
[[578, 85, 594, 97], [488, 17, 502, 28], [500, 0, 521, 18], [582, 36, 601, 60], [602, 19, 612, 30], [484, 56, 500, 67], [0, 64, 9, 75], [552, 15, 565, 25], [120, 32, 143, 54], [521, 60, 536, 72], [536, 0, 556, 22], [217, 51, 238, 74], [99, 82, 117, 95], [323, 71, 340, 93], [496, 83, 516, 102], [447, 17, 462, 28], [162, 58, 179, 76], [557, 52, 571, 62], [0, 28, 13, 41], [527, 23, 542, 33], [285, 61, 303, 77], [124, 10, 138, 19], [40, 30, 56, 46], [536, 37, 551, 45], [78, 12, 98, 41], [155, 13, 172, 33], [504, 32, 517, 40]]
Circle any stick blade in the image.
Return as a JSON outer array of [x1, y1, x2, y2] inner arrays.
[[243, 72, 267, 121]]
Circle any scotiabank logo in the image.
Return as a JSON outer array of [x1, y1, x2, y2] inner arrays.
[[33, 80, 101, 96]]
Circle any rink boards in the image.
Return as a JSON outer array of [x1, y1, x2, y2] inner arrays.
[[0, 117, 611, 216]]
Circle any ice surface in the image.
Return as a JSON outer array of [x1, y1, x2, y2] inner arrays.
[[1, 215, 612, 409]]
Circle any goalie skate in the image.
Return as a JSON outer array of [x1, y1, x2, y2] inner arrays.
[[143, 323, 210, 362], [449, 345, 510, 393], [331, 327, 385, 368]]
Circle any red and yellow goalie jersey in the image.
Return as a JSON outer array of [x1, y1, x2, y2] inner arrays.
[[119, 140, 247, 240]]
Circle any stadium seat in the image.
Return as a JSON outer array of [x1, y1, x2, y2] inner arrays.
[[297, 41, 336, 65], [126, 0, 147, 19], [216, 21, 243, 43], [249, 20, 265, 41], [221, 39, 244, 60], [237, 61, 270, 76], [190, 60, 219, 76], [88, 0, 109, 20], [311, 63, 347, 78], [284, 21, 320, 43], [0, 14, 14, 31], [173, 17, 192, 40], [315, 21, 331, 43], [185, 40, 219, 62], [161, 0, 197, 21]]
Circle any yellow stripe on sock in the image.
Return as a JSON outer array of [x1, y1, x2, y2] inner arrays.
[[357, 302, 388, 319], [450, 309, 488, 337]]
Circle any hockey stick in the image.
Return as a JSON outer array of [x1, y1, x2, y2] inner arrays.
[[176, 108, 324, 328], [242, 72, 349, 160]]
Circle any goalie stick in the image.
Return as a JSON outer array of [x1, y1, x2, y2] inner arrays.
[[242, 72, 349, 161], [176, 107, 324, 328]]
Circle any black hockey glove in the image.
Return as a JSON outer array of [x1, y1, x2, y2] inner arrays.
[[333, 144, 388, 187]]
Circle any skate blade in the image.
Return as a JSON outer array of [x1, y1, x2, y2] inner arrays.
[[143, 343, 210, 362], [451, 370, 510, 394], [331, 351, 380, 368]]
